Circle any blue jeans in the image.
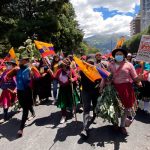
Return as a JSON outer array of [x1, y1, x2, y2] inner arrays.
[[53, 79, 58, 99]]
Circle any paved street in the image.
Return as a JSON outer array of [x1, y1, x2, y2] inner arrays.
[[0, 99, 150, 150]]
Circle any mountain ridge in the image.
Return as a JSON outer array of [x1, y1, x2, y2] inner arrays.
[[84, 34, 130, 54]]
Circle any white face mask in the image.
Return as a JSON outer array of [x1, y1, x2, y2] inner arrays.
[[115, 55, 124, 62]]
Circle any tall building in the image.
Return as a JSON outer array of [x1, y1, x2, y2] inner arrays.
[[130, 14, 141, 36], [141, 0, 150, 31]]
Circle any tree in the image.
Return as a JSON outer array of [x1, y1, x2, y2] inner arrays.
[[79, 42, 100, 55], [124, 26, 150, 53], [0, 0, 83, 55]]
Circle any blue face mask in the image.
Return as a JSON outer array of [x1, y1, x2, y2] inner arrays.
[[115, 55, 124, 62]]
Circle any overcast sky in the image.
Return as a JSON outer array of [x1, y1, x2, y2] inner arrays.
[[70, 0, 140, 38]]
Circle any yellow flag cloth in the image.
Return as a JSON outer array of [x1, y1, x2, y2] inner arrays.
[[73, 56, 101, 82], [34, 40, 55, 57], [5, 47, 19, 65]]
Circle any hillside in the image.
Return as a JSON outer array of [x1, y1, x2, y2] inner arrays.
[[84, 34, 129, 54]]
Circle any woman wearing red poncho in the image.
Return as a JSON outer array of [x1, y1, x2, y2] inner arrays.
[[55, 58, 80, 124], [108, 48, 142, 135]]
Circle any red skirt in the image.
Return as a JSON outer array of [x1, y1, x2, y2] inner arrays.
[[0, 89, 17, 108], [114, 83, 136, 108]]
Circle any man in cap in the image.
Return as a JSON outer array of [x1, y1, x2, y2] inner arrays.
[[95, 52, 108, 69], [7, 52, 35, 137], [95, 52, 102, 64], [80, 57, 100, 138], [126, 53, 132, 63]]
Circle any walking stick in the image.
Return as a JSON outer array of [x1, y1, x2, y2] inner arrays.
[[70, 72, 77, 123]]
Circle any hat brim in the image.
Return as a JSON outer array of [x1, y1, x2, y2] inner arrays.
[[18, 57, 30, 61], [61, 62, 70, 67], [112, 48, 127, 58], [87, 58, 95, 63], [95, 52, 102, 56], [4, 61, 17, 65]]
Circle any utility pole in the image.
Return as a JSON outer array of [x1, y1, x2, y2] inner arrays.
[[110, 39, 112, 51]]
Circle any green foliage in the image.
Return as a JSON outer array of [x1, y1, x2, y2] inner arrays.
[[79, 42, 100, 55], [18, 38, 41, 59], [0, 0, 83, 55], [95, 84, 124, 124], [124, 26, 150, 53]]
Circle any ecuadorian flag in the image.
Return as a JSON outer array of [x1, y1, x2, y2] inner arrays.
[[73, 56, 110, 82], [34, 40, 55, 57], [4, 47, 19, 65]]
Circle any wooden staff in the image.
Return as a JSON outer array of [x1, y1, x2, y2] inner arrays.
[[70, 71, 77, 123]]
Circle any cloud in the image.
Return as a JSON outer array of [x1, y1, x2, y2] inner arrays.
[[70, 0, 140, 37], [86, 0, 140, 13]]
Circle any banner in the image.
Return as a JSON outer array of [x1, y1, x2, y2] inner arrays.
[[136, 35, 150, 63], [34, 40, 55, 57]]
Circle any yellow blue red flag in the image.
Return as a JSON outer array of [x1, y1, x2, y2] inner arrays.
[[34, 40, 55, 57], [4, 47, 19, 65], [73, 56, 110, 82], [115, 36, 126, 49]]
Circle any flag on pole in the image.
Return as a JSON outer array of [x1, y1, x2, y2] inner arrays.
[[73, 56, 110, 82], [60, 50, 64, 58], [115, 36, 126, 49], [4, 47, 19, 65], [34, 40, 55, 57]]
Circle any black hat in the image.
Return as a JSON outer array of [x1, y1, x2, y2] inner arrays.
[[112, 48, 127, 58], [19, 52, 30, 60], [5, 59, 17, 65]]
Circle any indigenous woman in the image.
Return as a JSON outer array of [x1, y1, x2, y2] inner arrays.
[[108, 48, 142, 135], [135, 61, 150, 114], [38, 58, 53, 102], [141, 62, 150, 114], [51, 55, 60, 104], [55, 58, 80, 124], [0, 59, 17, 124]]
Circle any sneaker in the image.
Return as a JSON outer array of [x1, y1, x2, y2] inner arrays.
[[80, 129, 89, 139], [28, 115, 36, 121], [144, 110, 150, 115], [78, 107, 83, 113], [90, 115, 96, 124], [0, 119, 5, 124], [125, 117, 133, 127], [52, 100, 57, 105], [60, 116, 66, 124], [17, 130, 23, 137], [35, 101, 40, 106]]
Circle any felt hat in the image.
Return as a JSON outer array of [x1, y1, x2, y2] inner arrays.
[[19, 52, 30, 60], [112, 48, 127, 58], [95, 52, 102, 57], [5, 59, 17, 65]]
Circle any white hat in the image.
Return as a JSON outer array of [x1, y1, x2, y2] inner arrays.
[[127, 53, 132, 57]]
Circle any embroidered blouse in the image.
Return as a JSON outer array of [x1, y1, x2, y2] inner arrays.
[[108, 61, 138, 84]]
